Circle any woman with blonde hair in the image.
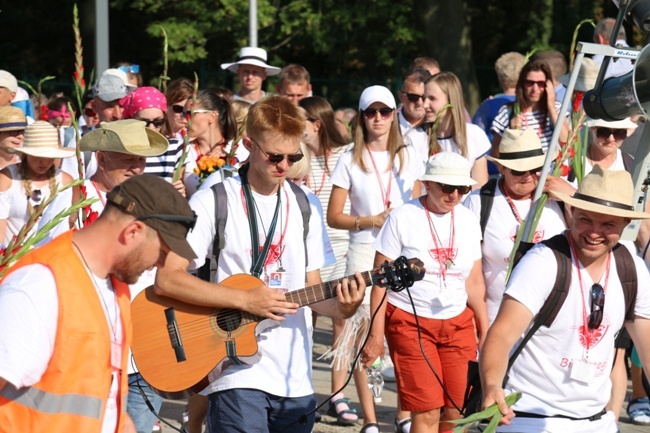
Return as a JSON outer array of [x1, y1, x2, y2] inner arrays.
[[423, 72, 490, 189], [327, 85, 424, 433]]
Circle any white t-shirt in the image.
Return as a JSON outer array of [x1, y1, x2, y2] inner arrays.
[[504, 242, 650, 419], [436, 123, 491, 168], [373, 198, 482, 319], [592, 40, 634, 80], [187, 175, 333, 397], [463, 182, 567, 323], [330, 145, 425, 244], [398, 109, 429, 164], [0, 264, 121, 433]]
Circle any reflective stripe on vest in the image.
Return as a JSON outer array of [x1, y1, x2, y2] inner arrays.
[[0, 382, 102, 419]]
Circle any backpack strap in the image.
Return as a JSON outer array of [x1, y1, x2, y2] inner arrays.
[[612, 243, 637, 322], [287, 181, 311, 267], [196, 182, 228, 282], [622, 151, 634, 174], [479, 177, 498, 238]]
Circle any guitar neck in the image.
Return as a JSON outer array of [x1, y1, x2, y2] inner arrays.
[[285, 270, 374, 307]]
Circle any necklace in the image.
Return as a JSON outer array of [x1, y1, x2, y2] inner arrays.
[[422, 197, 455, 279]]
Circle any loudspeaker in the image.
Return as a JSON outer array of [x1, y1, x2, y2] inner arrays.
[[584, 43, 650, 122]]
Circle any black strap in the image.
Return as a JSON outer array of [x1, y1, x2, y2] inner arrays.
[[197, 182, 228, 282], [612, 243, 637, 322], [514, 408, 606, 422], [479, 177, 498, 238]]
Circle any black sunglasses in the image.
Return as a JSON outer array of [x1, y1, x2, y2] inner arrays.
[[588, 284, 605, 330], [250, 137, 304, 164], [510, 166, 543, 177], [595, 127, 627, 141], [171, 104, 185, 114], [138, 212, 198, 232], [363, 107, 394, 120], [137, 118, 166, 128], [437, 183, 472, 195], [401, 92, 424, 103]]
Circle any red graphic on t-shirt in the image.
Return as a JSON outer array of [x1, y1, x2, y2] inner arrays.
[[429, 248, 458, 265], [509, 225, 544, 243], [248, 233, 285, 267], [577, 316, 610, 349]]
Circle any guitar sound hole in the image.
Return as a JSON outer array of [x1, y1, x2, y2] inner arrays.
[[216, 309, 243, 332]]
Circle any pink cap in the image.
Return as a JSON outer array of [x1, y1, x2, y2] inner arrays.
[[121, 86, 167, 119]]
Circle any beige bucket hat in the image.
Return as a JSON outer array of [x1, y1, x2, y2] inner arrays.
[[80, 119, 168, 156], [10, 121, 75, 158], [420, 151, 476, 186], [487, 128, 548, 171], [553, 165, 650, 219]]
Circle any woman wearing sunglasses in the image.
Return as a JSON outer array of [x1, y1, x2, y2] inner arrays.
[[362, 151, 488, 433], [122, 86, 187, 197], [423, 72, 490, 189], [327, 85, 424, 433], [183, 90, 237, 197], [464, 128, 566, 324], [161, 77, 193, 140], [491, 59, 568, 155], [0, 121, 76, 246]]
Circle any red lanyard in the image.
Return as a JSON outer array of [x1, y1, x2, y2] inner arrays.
[[240, 186, 291, 264], [568, 234, 611, 351], [366, 146, 392, 209], [91, 180, 106, 206], [500, 179, 532, 223], [422, 197, 455, 280], [312, 170, 327, 196]]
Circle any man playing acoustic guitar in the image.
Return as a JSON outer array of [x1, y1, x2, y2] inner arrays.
[[154, 96, 366, 433]]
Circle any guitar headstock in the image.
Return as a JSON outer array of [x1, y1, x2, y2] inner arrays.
[[373, 256, 425, 292]]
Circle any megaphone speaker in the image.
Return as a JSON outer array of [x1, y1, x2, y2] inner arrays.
[[584, 43, 650, 122]]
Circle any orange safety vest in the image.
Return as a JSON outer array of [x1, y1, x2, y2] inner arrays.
[[0, 231, 132, 432]]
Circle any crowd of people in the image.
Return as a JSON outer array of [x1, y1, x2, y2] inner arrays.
[[2, 15, 650, 433]]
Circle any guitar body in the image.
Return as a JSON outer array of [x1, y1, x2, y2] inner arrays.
[[131, 274, 262, 399]]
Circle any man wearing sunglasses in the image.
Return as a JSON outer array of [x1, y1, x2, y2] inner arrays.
[[398, 67, 431, 164], [155, 95, 365, 433], [480, 168, 650, 433], [0, 174, 196, 433]]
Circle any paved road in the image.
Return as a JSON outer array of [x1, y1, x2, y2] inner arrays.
[[155, 315, 650, 432]]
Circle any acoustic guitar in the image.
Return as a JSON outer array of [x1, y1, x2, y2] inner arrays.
[[131, 256, 424, 399]]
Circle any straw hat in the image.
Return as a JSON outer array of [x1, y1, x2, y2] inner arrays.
[[80, 119, 168, 157], [0, 106, 27, 132], [486, 128, 548, 171], [559, 58, 599, 92], [220, 47, 281, 76], [420, 151, 476, 186], [552, 165, 650, 219], [10, 121, 75, 159]]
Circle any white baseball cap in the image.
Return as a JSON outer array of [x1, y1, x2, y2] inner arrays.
[[359, 85, 396, 111], [0, 70, 18, 93]]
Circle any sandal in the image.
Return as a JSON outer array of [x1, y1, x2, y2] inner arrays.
[[628, 397, 650, 425], [327, 395, 359, 426], [395, 417, 411, 433], [360, 422, 380, 433]]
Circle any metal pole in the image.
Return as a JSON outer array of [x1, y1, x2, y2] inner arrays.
[[95, 0, 110, 74], [249, 0, 258, 47]]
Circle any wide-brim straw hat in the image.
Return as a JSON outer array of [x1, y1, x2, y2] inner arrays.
[[559, 58, 599, 92], [486, 128, 548, 171], [80, 119, 168, 157], [9, 121, 75, 159], [553, 164, 650, 219], [420, 151, 477, 186], [0, 106, 27, 132], [220, 47, 281, 76]]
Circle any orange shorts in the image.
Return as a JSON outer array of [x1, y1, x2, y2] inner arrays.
[[385, 303, 477, 412]]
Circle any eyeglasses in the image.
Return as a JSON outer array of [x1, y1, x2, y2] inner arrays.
[[171, 104, 185, 114], [137, 118, 165, 128], [118, 64, 140, 74], [588, 284, 605, 330], [138, 212, 198, 232], [181, 109, 216, 118], [510, 166, 543, 177], [363, 108, 394, 120], [401, 92, 425, 103], [524, 79, 547, 89], [250, 137, 304, 164], [437, 183, 472, 195], [595, 127, 627, 141], [84, 108, 97, 117]]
